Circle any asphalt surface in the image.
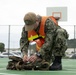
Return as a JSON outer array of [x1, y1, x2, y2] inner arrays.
[[0, 58, 76, 75]]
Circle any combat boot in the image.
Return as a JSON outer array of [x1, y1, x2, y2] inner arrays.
[[49, 56, 62, 70]]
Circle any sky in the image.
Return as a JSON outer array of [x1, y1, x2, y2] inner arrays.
[[0, 0, 76, 48], [0, 0, 76, 25]]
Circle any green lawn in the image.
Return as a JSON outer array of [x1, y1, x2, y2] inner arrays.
[[0, 58, 76, 75]]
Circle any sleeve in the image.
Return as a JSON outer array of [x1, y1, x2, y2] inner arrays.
[[20, 26, 29, 56], [39, 18, 57, 57]]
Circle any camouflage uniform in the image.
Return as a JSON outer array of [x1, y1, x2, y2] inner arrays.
[[20, 18, 69, 63]]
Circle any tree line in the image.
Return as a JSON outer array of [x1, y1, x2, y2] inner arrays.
[[67, 39, 76, 48]]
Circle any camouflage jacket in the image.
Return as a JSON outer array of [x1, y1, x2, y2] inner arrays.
[[20, 18, 68, 60]]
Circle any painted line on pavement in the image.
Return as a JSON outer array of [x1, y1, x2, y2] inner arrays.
[[0, 73, 20, 75]]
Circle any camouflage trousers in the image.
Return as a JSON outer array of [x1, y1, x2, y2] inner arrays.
[[43, 28, 68, 62], [52, 28, 68, 56]]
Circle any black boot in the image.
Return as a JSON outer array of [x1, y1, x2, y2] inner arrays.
[[49, 56, 62, 70]]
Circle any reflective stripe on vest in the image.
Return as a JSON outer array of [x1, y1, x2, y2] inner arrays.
[[28, 34, 38, 41], [28, 34, 45, 41]]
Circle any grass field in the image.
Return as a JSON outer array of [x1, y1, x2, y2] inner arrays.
[[0, 58, 76, 75]]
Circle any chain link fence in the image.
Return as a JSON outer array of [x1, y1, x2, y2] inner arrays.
[[0, 25, 76, 52], [0, 25, 23, 50]]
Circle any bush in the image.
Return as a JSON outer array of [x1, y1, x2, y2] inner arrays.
[[0, 42, 5, 53]]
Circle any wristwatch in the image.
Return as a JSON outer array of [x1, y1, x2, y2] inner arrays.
[[35, 52, 42, 59]]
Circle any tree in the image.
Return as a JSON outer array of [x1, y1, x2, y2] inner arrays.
[[0, 42, 5, 53], [67, 39, 76, 48]]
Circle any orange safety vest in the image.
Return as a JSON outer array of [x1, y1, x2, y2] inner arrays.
[[28, 16, 58, 51]]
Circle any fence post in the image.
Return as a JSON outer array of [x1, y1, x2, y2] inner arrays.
[[74, 25, 76, 54], [8, 25, 10, 57]]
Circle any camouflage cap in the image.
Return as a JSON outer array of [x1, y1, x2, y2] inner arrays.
[[24, 12, 37, 31]]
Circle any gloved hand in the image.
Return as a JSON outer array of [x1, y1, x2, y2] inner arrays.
[[27, 55, 38, 63], [23, 54, 42, 63]]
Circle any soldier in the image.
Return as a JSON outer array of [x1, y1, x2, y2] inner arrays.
[[20, 12, 69, 70]]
